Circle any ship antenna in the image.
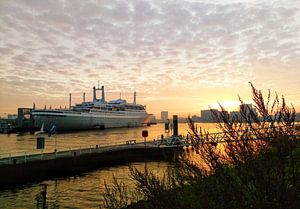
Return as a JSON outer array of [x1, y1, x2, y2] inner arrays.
[[98, 80, 100, 89]]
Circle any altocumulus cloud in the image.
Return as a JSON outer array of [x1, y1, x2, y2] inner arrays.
[[0, 0, 299, 108]]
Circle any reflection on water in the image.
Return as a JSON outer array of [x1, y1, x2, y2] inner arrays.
[[0, 123, 218, 155], [0, 123, 219, 208], [0, 162, 172, 209]]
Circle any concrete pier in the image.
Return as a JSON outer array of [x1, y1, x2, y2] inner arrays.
[[0, 141, 184, 187]]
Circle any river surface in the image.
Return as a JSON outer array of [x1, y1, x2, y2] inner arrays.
[[0, 123, 218, 208]]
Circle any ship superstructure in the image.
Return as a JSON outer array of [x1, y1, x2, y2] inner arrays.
[[31, 86, 148, 131]]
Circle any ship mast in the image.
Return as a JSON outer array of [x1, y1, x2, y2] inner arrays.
[[93, 86, 96, 102], [134, 91, 136, 105], [69, 93, 72, 109], [101, 86, 105, 103]]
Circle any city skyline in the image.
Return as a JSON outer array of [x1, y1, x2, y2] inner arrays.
[[0, 0, 299, 117]]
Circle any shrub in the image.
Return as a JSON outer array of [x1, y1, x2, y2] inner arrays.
[[103, 83, 300, 209]]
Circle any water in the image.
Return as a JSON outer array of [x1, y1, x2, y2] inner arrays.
[[0, 123, 219, 208], [0, 123, 218, 156], [0, 162, 171, 209]]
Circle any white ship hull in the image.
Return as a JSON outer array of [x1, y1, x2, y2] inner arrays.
[[32, 110, 148, 131]]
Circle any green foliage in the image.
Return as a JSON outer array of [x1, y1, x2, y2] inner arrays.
[[103, 83, 300, 209]]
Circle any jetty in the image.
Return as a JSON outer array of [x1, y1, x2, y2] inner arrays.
[[1, 123, 298, 187], [0, 138, 189, 187]]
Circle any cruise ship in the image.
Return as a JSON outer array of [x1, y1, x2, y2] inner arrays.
[[31, 86, 149, 131]]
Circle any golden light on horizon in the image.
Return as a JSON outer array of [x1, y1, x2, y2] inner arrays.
[[209, 101, 246, 112], [0, 0, 299, 117]]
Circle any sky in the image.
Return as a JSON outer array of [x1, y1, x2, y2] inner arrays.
[[0, 0, 299, 118]]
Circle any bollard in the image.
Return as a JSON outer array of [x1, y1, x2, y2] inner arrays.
[[173, 115, 178, 136]]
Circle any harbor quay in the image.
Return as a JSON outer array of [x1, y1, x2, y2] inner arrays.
[[0, 140, 186, 187], [0, 114, 185, 187]]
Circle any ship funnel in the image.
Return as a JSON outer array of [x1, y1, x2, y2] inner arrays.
[[101, 86, 105, 102], [134, 91, 136, 105], [83, 92, 85, 102], [93, 86, 96, 102]]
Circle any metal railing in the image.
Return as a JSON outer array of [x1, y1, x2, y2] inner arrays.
[[0, 139, 171, 166], [1, 129, 298, 166]]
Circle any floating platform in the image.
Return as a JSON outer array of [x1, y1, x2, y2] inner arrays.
[[0, 140, 186, 187]]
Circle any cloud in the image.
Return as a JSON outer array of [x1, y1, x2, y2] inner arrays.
[[0, 0, 299, 114]]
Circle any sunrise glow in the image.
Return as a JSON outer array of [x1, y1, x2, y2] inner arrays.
[[0, 0, 299, 118]]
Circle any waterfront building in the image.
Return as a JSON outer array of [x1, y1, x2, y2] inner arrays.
[[239, 104, 257, 117], [178, 117, 187, 123], [191, 115, 201, 122], [229, 111, 241, 120], [147, 114, 157, 124], [200, 109, 219, 122], [239, 104, 258, 122], [161, 111, 168, 123]]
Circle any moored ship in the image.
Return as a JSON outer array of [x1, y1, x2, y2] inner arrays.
[[31, 86, 149, 131]]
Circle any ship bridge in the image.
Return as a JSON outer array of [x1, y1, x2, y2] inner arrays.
[[108, 99, 127, 105]]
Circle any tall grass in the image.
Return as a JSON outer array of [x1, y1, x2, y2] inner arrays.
[[184, 82, 299, 209], [103, 83, 299, 209]]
